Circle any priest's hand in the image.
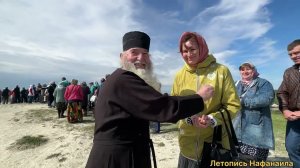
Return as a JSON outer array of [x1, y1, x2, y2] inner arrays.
[[197, 84, 214, 101], [192, 115, 211, 128]]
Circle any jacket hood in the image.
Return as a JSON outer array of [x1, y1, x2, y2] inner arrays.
[[179, 32, 209, 64], [184, 54, 216, 72]]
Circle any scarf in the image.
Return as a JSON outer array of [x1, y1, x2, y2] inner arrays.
[[179, 32, 209, 63]]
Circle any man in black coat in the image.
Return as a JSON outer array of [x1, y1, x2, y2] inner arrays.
[[85, 31, 214, 168], [2, 87, 10, 104], [13, 85, 21, 103], [47, 82, 56, 107]]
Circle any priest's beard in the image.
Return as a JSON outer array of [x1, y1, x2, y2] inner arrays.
[[121, 60, 161, 92]]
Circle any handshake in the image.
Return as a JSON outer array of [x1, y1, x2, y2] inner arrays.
[[186, 85, 215, 128], [186, 114, 215, 128]]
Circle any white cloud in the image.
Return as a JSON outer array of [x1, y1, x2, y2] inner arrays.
[[214, 50, 238, 61], [193, 0, 272, 52], [0, 61, 34, 74], [0, 0, 141, 87], [0, 0, 285, 89], [150, 0, 275, 87], [1, 36, 74, 61]]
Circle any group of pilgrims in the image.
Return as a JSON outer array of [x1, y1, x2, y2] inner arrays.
[[0, 76, 108, 118]]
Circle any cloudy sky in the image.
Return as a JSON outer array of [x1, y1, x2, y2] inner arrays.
[[0, 0, 299, 93]]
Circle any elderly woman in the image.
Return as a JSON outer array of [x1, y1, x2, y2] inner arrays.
[[81, 81, 91, 116], [53, 82, 67, 118], [64, 79, 84, 122], [234, 62, 275, 161]]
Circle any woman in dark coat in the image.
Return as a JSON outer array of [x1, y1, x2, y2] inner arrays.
[[81, 81, 91, 116]]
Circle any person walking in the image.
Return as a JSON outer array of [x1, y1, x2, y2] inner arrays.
[[81, 81, 91, 116], [53, 82, 67, 118]]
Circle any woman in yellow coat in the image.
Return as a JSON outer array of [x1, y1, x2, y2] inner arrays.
[[171, 32, 241, 168]]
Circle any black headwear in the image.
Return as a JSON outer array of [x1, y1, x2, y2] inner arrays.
[[122, 31, 150, 51]]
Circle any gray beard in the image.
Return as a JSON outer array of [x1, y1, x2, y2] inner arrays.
[[121, 61, 161, 92]]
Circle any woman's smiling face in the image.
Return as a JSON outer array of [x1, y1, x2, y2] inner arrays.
[[240, 66, 255, 81], [181, 37, 201, 67]]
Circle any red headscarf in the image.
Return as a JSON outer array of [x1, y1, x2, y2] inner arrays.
[[179, 32, 209, 63]]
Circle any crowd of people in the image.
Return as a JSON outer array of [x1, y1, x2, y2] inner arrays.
[[0, 84, 47, 104], [1, 30, 299, 168], [0, 76, 108, 118]]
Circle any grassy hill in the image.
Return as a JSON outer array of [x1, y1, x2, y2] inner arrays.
[[271, 109, 288, 156]]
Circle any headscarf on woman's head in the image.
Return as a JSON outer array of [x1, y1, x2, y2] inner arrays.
[[179, 32, 209, 64], [71, 79, 78, 85], [81, 81, 87, 87], [239, 62, 260, 85], [93, 81, 100, 88]]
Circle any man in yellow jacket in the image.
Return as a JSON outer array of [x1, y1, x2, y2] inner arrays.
[[171, 32, 241, 167]]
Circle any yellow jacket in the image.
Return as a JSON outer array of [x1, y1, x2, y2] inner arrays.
[[171, 55, 241, 161]]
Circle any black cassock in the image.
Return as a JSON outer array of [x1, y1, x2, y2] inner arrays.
[[86, 68, 204, 168]]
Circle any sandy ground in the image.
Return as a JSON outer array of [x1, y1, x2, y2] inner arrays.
[[0, 103, 180, 168], [0, 103, 290, 168]]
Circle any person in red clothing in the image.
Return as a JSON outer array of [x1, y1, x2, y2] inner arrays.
[[64, 79, 84, 102], [64, 79, 84, 122]]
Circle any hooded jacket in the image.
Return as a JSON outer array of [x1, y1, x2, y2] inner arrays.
[[171, 54, 241, 160], [53, 84, 66, 103]]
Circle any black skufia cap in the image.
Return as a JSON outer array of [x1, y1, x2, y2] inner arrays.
[[122, 31, 150, 51]]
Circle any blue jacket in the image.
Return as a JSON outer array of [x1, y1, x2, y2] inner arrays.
[[233, 77, 275, 149]]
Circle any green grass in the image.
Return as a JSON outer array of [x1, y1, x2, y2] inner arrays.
[[271, 109, 287, 156], [8, 135, 49, 150], [24, 109, 55, 122], [157, 142, 165, 147]]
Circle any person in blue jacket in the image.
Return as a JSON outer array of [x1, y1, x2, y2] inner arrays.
[[233, 62, 275, 161]]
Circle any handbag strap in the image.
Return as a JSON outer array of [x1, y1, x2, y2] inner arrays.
[[212, 125, 222, 145], [219, 108, 239, 156], [221, 108, 239, 145]]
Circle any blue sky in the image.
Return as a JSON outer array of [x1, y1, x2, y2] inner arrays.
[[0, 0, 299, 93]]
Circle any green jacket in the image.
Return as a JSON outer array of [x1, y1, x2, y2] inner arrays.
[[171, 55, 241, 160], [53, 85, 66, 103]]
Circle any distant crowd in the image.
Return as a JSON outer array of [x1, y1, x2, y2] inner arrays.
[[0, 76, 109, 115]]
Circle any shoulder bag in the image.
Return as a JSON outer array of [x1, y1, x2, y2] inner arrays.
[[200, 108, 257, 168]]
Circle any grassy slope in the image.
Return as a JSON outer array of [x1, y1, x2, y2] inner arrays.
[[271, 109, 288, 156]]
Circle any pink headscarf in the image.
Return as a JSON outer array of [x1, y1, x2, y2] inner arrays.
[[179, 32, 209, 64]]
